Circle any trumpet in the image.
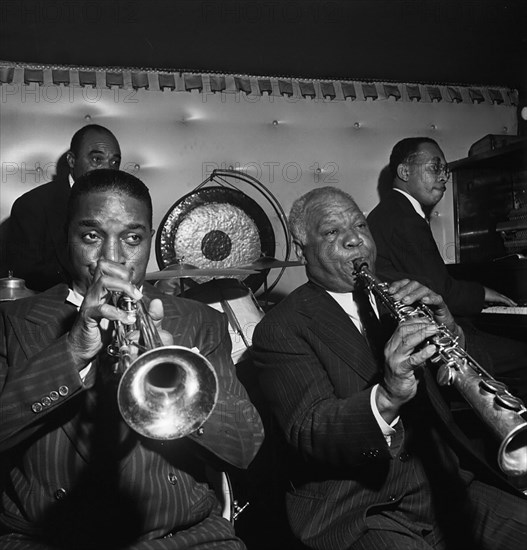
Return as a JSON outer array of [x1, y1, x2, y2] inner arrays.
[[352, 260, 527, 482], [107, 293, 218, 440]]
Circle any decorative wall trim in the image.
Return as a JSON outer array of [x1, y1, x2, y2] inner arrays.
[[0, 61, 518, 106]]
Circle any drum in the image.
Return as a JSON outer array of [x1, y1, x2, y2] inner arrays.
[[182, 279, 264, 364]]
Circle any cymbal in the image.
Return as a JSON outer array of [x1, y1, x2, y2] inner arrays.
[[239, 257, 303, 270], [145, 263, 258, 280]]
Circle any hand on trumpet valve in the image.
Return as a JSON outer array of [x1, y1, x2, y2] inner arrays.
[[68, 258, 145, 366], [117, 298, 174, 356]]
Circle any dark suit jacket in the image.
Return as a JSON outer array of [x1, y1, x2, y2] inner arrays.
[[6, 176, 71, 292], [0, 283, 264, 549], [367, 190, 485, 316], [251, 281, 515, 550]]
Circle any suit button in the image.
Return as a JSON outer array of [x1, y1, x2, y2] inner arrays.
[[54, 488, 67, 500], [31, 402, 43, 413], [388, 494, 397, 502], [167, 473, 178, 485], [196, 427, 204, 436], [41, 396, 52, 407], [399, 452, 410, 462], [58, 386, 69, 397], [50, 391, 59, 401]]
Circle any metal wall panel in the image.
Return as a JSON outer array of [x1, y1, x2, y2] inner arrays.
[[0, 66, 518, 296]]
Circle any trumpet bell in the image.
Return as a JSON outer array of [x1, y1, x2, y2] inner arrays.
[[117, 345, 218, 440]]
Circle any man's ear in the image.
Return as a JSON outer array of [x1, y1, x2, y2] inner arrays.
[[397, 162, 410, 182], [293, 240, 306, 264], [66, 151, 75, 171]]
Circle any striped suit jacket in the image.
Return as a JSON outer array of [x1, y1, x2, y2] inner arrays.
[[251, 281, 516, 550], [0, 283, 264, 549]]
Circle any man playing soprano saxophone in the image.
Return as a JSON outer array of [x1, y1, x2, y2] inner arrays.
[[252, 186, 526, 550]]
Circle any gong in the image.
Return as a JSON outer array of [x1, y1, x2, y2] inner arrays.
[[156, 186, 275, 292]]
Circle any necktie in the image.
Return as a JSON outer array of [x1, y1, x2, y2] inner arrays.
[[353, 288, 385, 365]]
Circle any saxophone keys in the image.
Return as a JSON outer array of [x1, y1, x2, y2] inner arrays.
[[495, 392, 524, 412], [436, 364, 455, 386], [479, 378, 508, 394]]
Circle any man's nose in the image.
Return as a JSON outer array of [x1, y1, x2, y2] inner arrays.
[[99, 158, 113, 169], [102, 239, 125, 263], [344, 229, 363, 248]]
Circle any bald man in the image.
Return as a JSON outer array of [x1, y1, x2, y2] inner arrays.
[[5, 125, 121, 291]]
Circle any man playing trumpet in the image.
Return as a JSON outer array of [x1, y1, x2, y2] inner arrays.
[[252, 186, 526, 550], [0, 169, 263, 549]]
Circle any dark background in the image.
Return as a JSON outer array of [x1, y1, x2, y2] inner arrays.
[[1, 0, 526, 92]]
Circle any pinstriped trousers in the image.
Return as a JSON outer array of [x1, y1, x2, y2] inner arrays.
[[350, 479, 527, 550]]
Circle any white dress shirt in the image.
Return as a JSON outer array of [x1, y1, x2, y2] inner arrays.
[[394, 187, 426, 219]]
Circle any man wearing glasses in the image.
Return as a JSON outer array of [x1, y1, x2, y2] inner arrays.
[[367, 137, 527, 402], [367, 137, 515, 316]]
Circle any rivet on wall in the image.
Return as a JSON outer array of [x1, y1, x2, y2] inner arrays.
[[430, 124, 437, 130], [272, 120, 279, 126], [134, 164, 140, 171], [84, 115, 92, 122], [353, 122, 361, 129]]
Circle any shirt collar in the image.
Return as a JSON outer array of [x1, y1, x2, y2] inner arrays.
[[394, 188, 426, 219], [68, 173, 75, 187], [327, 291, 359, 318], [66, 286, 84, 307], [326, 290, 379, 332]]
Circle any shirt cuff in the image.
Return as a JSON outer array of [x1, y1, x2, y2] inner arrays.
[[370, 384, 400, 445]]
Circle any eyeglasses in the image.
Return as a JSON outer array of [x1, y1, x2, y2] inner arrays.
[[408, 160, 450, 178]]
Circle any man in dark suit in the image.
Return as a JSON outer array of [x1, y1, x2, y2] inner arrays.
[[366, 137, 527, 399], [252, 186, 526, 550], [5, 124, 121, 292], [366, 137, 514, 317], [0, 169, 264, 549]]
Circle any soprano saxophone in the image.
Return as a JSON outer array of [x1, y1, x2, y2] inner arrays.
[[352, 260, 527, 482]]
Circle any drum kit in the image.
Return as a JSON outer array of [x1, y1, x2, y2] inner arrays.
[[145, 257, 303, 363], [144, 257, 302, 280]]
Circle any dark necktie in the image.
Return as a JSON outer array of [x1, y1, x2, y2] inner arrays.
[[353, 288, 385, 365]]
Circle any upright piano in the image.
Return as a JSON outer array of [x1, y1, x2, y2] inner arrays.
[[447, 257, 527, 342], [448, 138, 527, 343]]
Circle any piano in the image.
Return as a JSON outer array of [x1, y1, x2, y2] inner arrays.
[[481, 306, 527, 315], [447, 258, 527, 342], [478, 305, 527, 342]]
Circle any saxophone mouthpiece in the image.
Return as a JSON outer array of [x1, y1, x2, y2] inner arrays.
[[352, 259, 368, 274]]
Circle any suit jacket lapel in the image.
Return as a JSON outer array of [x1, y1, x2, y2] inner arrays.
[[9, 286, 100, 462], [298, 283, 381, 383], [11, 285, 74, 359]]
